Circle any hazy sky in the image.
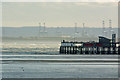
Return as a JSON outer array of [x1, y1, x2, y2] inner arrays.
[[2, 2, 118, 28]]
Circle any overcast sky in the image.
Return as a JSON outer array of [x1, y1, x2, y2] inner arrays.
[[2, 2, 118, 28]]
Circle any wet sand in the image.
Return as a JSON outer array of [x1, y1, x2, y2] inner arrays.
[[2, 55, 119, 78]]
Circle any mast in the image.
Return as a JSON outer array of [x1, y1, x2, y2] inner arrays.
[[43, 22, 46, 32], [74, 23, 77, 42], [39, 22, 41, 37], [102, 20, 105, 36], [109, 19, 112, 38]]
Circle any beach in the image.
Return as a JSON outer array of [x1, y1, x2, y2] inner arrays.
[[2, 55, 118, 78]]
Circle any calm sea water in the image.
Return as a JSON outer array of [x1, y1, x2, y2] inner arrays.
[[2, 37, 62, 55], [1, 37, 118, 78]]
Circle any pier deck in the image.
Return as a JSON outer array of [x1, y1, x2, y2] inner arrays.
[[60, 34, 120, 55]]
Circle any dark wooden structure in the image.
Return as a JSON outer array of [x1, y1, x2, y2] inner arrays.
[[59, 34, 120, 55]]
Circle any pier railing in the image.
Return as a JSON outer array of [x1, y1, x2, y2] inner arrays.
[[60, 41, 120, 55]]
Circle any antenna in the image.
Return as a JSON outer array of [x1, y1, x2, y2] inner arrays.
[[109, 19, 112, 38], [43, 22, 45, 32], [109, 19, 112, 28], [74, 23, 77, 42], [102, 20, 105, 36], [82, 23, 85, 36], [75, 23, 77, 33], [39, 22, 41, 37]]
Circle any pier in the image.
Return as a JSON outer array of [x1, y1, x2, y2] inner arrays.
[[60, 34, 120, 55]]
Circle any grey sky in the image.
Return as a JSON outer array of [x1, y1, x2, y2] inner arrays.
[[2, 2, 118, 27]]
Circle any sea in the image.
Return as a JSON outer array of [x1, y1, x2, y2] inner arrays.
[[1, 37, 119, 78]]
